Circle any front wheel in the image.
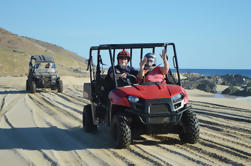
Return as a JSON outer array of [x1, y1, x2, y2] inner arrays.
[[179, 110, 200, 144], [30, 81, 36, 93], [111, 113, 131, 148], [82, 105, 97, 132], [57, 80, 63, 93], [26, 80, 29, 92]]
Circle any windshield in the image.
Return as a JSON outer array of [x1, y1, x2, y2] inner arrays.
[[34, 62, 57, 73]]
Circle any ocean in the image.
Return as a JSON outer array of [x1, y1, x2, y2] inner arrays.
[[173, 69, 251, 78]]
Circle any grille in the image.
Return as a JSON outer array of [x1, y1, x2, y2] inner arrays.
[[150, 104, 170, 114]]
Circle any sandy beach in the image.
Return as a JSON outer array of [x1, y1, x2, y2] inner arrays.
[[0, 76, 250, 166]]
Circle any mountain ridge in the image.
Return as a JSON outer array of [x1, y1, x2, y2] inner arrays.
[[0, 28, 88, 76]]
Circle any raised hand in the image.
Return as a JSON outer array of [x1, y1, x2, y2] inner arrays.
[[160, 49, 167, 60], [140, 57, 147, 68]]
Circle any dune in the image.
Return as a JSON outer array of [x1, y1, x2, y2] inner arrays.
[[0, 76, 250, 166]]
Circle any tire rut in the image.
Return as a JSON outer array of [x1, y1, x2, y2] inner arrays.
[[191, 100, 251, 113], [193, 108, 251, 123], [40, 93, 82, 114], [107, 149, 136, 166], [154, 143, 211, 166], [31, 94, 81, 123], [127, 147, 165, 166], [0, 95, 7, 112], [133, 145, 172, 166], [183, 143, 248, 166]]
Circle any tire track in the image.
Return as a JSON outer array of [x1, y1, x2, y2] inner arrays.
[[3, 114, 14, 128], [31, 94, 81, 123], [55, 93, 84, 107], [64, 92, 90, 104], [199, 138, 251, 159], [191, 100, 251, 113], [195, 107, 251, 120], [0, 93, 24, 118], [0, 95, 7, 112], [127, 147, 164, 166], [133, 145, 172, 166], [193, 108, 251, 123], [40, 93, 82, 114], [200, 131, 251, 149], [183, 143, 248, 166], [198, 118, 251, 134], [107, 149, 135, 166], [154, 143, 211, 166], [146, 135, 215, 165]]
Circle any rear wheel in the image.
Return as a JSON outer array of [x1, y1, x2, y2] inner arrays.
[[112, 113, 131, 148], [30, 81, 36, 93], [179, 110, 200, 144], [82, 105, 97, 132], [57, 80, 63, 93]]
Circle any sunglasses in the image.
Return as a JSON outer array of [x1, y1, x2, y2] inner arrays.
[[147, 59, 154, 63], [119, 57, 129, 60]]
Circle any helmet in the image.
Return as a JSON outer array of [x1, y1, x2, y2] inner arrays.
[[144, 53, 156, 65], [117, 50, 130, 61]]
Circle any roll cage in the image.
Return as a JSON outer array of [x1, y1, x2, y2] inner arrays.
[[29, 55, 56, 70], [87, 43, 181, 89]]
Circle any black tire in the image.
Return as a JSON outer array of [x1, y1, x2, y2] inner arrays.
[[111, 113, 131, 148], [26, 80, 29, 92], [58, 80, 63, 93], [82, 105, 97, 132], [179, 110, 200, 144], [30, 81, 36, 93]]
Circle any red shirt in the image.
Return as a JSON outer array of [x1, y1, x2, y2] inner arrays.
[[142, 66, 166, 83]]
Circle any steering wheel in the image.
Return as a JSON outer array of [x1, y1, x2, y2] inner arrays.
[[119, 73, 138, 86]]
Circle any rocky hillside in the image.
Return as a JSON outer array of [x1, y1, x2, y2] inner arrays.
[[0, 28, 88, 76]]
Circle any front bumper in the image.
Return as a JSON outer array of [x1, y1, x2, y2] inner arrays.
[[127, 98, 190, 125], [35, 76, 58, 88]]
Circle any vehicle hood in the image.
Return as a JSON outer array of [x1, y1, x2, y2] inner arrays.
[[110, 84, 187, 99], [109, 84, 189, 107]]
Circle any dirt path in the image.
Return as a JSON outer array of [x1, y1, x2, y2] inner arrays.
[[0, 77, 250, 166]]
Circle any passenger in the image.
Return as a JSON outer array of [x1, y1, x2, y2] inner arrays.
[[107, 50, 138, 86], [45, 63, 53, 68], [138, 49, 169, 83]]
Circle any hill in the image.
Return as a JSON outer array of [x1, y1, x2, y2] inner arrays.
[[0, 28, 88, 76]]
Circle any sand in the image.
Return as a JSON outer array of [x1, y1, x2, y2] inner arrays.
[[0, 76, 250, 166]]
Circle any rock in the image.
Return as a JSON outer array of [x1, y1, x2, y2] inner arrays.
[[222, 86, 251, 96], [181, 73, 251, 95], [197, 80, 217, 93], [222, 86, 239, 95], [221, 74, 250, 86], [181, 78, 217, 93]]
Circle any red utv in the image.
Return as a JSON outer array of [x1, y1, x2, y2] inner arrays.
[[83, 43, 199, 148]]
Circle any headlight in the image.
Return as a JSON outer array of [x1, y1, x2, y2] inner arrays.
[[128, 96, 139, 103], [171, 93, 184, 103]]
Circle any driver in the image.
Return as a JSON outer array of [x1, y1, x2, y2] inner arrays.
[[138, 49, 169, 83], [107, 50, 138, 86]]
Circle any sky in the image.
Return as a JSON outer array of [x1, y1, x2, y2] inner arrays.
[[0, 0, 251, 69]]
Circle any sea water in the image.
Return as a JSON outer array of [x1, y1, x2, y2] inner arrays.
[[173, 69, 251, 78]]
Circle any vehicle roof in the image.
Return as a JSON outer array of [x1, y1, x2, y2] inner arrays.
[[31, 55, 55, 63], [90, 43, 173, 50]]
